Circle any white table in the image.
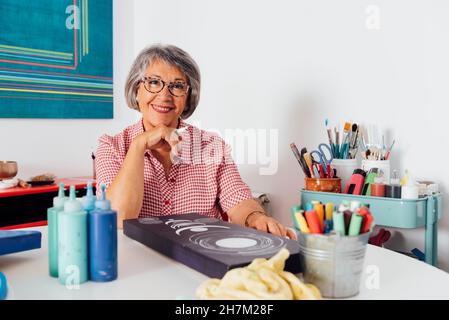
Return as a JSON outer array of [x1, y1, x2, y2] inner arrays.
[[1, 227, 449, 300]]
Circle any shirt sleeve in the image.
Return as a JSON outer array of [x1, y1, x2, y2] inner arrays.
[[95, 134, 122, 198], [216, 142, 253, 214]]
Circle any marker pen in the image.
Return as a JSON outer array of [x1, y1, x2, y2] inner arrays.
[[294, 211, 311, 234], [332, 211, 346, 236], [305, 210, 322, 234], [348, 214, 363, 236], [344, 210, 352, 234], [361, 213, 374, 234], [291, 206, 302, 230], [325, 203, 333, 220], [305, 202, 314, 212], [314, 204, 325, 231]]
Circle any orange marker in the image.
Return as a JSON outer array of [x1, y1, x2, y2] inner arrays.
[[357, 207, 368, 227], [314, 204, 325, 231], [358, 206, 370, 216], [361, 213, 374, 234], [305, 210, 322, 234]]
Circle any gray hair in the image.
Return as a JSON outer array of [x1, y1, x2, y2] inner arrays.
[[125, 44, 201, 119]]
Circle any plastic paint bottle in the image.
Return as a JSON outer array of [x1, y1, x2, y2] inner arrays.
[[47, 183, 67, 277], [0, 272, 7, 300], [80, 180, 96, 213], [385, 170, 402, 199], [58, 186, 88, 286], [89, 183, 118, 282], [371, 177, 386, 197], [390, 169, 400, 185], [385, 184, 402, 198], [401, 173, 419, 200]]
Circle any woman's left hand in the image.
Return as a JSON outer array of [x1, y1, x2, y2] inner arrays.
[[246, 212, 297, 240]]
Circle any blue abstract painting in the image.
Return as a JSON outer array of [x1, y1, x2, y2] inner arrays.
[[0, 0, 113, 118]]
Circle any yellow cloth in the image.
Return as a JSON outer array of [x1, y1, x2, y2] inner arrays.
[[196, 248, 321, 300]]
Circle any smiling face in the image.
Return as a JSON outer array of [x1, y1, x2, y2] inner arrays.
[[137, 59, 189, 129]]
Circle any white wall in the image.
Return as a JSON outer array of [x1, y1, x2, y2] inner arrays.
[[133, 0, 449, 270], [0, 0, 139, 180]]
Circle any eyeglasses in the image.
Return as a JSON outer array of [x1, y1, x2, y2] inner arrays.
[[140, 77, 190, 97]]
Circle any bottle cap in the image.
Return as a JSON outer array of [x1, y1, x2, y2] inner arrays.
[[353, 169, 366, 177], [64, 186, 83, 213], [81, 181, 96, 211], [95, 183, 111, 211], [53, 182, 67, 209]]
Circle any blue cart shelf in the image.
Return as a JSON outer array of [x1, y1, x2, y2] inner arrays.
[[300, 190, 442, 266]]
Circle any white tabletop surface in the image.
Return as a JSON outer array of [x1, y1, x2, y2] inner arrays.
[[1, 226, 449, 300]]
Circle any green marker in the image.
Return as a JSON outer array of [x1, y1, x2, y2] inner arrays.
[[348, 214, 363, 236], [362, 171, 378, 196], [332, 211, 346, 236], [290, 206, 302, 230]]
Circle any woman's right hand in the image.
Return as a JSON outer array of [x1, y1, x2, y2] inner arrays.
[[134, 124, 181, 153]]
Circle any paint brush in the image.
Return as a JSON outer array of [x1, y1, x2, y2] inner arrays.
[[341, 122, 351, 159], [290, 143, 311, 177], [325, 119, 333, 145], [385, 139, 396, 160], [349, 123, 358, 159], [359, 126, 367, 151], [303, 153, 315, 178], [334, 127, 340, 158], [325, 119, 336, 157]]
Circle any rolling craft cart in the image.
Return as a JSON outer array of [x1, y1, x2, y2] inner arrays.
[[300, 190, 443, 266]]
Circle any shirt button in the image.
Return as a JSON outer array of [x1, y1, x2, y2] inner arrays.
[[164, 200, 171, 206], [169, 178, 175, 183]]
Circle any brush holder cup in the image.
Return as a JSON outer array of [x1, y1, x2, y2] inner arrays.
[[361, 160, 390, 184], [305, 178, 341, 193], [332, 159, 358, 192]]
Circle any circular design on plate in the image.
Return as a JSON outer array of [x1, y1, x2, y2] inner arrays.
[[215, 238, 258, 248], [189, 230, 287, 256], [138, 217, 163, 224], [190, 227, 209, 232]]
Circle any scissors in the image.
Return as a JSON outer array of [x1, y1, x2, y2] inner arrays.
[[310, 143, 333, 178]]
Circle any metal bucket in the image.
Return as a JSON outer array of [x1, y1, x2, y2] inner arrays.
[[297, 232, 370, 298]]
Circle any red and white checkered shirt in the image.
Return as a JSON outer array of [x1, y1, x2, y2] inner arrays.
[[95, 118, 253, 220]]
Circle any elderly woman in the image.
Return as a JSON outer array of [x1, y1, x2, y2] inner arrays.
[[96, 44, 295, 240]]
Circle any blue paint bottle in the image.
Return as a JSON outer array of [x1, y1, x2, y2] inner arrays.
[[89, 183, 117, 282]]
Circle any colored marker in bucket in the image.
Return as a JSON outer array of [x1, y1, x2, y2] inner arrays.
[[291, 200, 374, 236]]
